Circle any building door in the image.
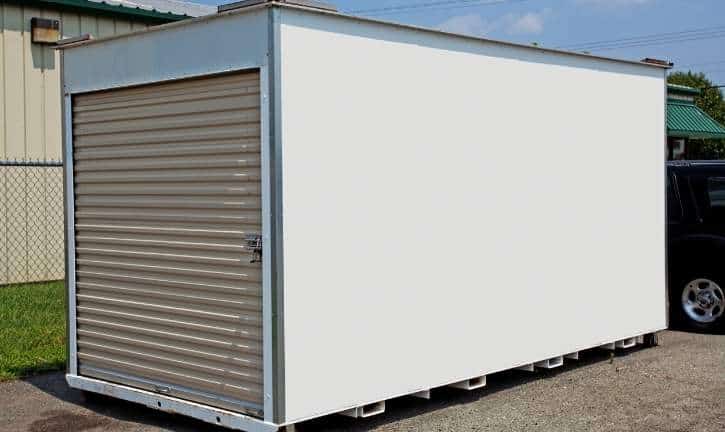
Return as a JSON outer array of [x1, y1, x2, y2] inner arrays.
[[71, 71, 264, 415]]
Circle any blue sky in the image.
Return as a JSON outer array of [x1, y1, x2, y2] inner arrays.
[[197, 0, 725, 85]]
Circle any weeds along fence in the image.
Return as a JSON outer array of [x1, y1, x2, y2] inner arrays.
[[0, 160, 64, 286]]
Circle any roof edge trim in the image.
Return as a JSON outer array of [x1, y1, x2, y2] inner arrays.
[[58, 1, 673, 69], [29, 0, 191, 22]]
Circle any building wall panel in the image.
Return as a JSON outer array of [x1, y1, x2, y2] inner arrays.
[[0, 5, 5, 158], [278, 8, 668, 423], [2, 4, 24, 159], [79, 14, 98, 39], [42, 8, 62, 161], [97, 16, 115, 38], [115, 20, 132, 34], [61, 11, 81, 39], [23, 5, 44, 160]]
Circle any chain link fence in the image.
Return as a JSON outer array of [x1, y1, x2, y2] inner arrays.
[[1, 160, 64, 286]]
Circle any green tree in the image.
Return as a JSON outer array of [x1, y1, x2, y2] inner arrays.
[[667, 71, 725, 159]]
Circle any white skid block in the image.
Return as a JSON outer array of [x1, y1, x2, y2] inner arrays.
[[410, 390, 431, 399], [339, 401, 385, 418], [599, 342, 616, 351], [535, 356, 564, 369], [516, 363, 535, 372], [616, 337, 637, 349], [565, 352, 579, 360], [448, 376, 486, 390], [636, 335, 645, 345]]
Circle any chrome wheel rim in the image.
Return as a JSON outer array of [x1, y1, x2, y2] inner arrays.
[[681, 278, 724, 324]]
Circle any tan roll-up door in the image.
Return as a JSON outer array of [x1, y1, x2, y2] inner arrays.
[[71, 71, 264, 415]]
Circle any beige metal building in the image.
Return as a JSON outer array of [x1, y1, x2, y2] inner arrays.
[[0, 0, 213, 285]]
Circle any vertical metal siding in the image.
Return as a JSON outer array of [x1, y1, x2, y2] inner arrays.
[[0, 2, 149, 161], [0, 2, 149, 285], [72, 71, 264, 415]]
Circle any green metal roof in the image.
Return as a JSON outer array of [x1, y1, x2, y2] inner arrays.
[[667, 83, 701, 96], [668, 100, 725, 139], [28, 0, 211, 22]]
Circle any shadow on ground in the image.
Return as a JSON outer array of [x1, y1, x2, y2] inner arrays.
[[20, 346, 649, 432], [667, 321, 725, 336]]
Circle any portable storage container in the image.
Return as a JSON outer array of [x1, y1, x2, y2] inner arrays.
[[60, 1, 669, 430]]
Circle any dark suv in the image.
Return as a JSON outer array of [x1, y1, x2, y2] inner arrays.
[[668, 161, 725, 332]]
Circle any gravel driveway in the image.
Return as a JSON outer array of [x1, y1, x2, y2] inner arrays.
[[1, 330, 723, 432]]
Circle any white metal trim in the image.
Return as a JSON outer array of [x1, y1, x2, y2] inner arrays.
[[64, 63, 265, 96], [81, 366, 263, 415], [260, 62, 274, 423], [63, 93, 78, 376], [270, 6, 286, 424], [66, 374, 279, 432], [663, 73, 671, 329]]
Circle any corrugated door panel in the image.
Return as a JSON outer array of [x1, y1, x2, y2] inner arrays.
[[72, 71, 263, 415]]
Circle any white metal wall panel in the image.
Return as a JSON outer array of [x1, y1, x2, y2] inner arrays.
[[278, 8, 667, 423], [71, 71, 264, 415], [62, 9, 269, 94]]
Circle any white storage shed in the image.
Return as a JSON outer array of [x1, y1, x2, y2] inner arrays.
[[60, 1, 669, 430]]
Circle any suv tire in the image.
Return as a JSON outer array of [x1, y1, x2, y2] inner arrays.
[[670, 269, 725, 332]]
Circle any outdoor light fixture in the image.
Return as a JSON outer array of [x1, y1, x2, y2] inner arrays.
[[31, 17, 61, 44]]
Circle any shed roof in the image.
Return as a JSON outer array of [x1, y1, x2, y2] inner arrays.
[[668, 100, 725, 139], [33, 0, 215, 21]]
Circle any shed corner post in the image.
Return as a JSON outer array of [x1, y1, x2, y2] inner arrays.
[[662, 69, 670, 330], [265, 4, 287, 426], [60, 52, 78, 377]]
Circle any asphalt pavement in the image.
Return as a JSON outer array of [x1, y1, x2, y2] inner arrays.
[[0, 330, 723, 432]]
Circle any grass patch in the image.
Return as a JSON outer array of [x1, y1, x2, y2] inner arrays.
[[0, 281, 66, 381]]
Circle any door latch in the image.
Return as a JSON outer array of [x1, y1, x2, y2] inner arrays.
[[245, 234, 262, 263], [153, 385, 170, 394]]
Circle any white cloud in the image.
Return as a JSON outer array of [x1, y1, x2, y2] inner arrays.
[[437, 9, 551, 37], [575, 0, 652, 5], [507, 12, 546, 34], [437, 13, 495, 37]]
